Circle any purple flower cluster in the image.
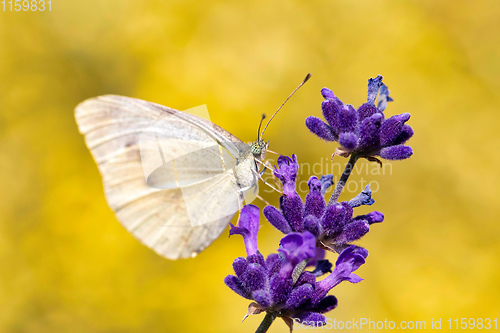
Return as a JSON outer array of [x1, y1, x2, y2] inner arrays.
[[225, 205, 367, 328], [225, 75, 414, 332], [263, 155, 384, 253], [305, 75, 413, 161]]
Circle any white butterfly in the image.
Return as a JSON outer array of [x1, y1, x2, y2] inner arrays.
[[74, 74, 310, 260], [75, 95, 268, 259]]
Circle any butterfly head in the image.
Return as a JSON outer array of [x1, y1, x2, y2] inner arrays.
[[250, 140, 268, 160]]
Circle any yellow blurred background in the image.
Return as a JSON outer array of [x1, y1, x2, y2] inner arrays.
[[1, 0, 499, 332]]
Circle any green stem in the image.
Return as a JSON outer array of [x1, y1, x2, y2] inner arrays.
[[255, 312, 276, 333], [328, 154, 358, 206]]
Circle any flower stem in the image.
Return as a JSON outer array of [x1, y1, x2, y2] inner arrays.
[[328, 154, 358, 205], [255, 312, 276, 333]]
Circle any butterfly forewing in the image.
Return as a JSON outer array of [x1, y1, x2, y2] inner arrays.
[[75, 95, 257, 259]]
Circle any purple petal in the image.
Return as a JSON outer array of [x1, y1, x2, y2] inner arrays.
[[311, 259, 333, 277], [339, 132, 358, 150], [229, 204, 260, 256], [392, 124, 414, 145], [247, 252, 266, 267], [295, 271, 316, 286], [357, 113, 383, 151], [280, 194, 304, 232], [316, 245, 367, 292], [337, 104, 358, 134], [320, 202, 353, 238], [394, 112, 411, 122], [357, 103, 379, 121], [266, 255, 281, 278], [274, 154, 298, 184], [274, 154, 299, 195], [321, 87, 335, 99], [346, 273, 363, 283], [379, 145, 413, 160], [304, 176, 326, 219], [279, 232, 317, 278], [306, 248, 325, 268], [303, 215, 320, 237], [294, 312, 326, 327], [263, 206, 292, 234], [336, 220, 370, 244], [270, 274, 293, 305], [232, 257, 248, 277], [380, 115, 404, 147], [285, 283, 313, 309], [321, 98, 343, 133], [225, 275, 251, 299], [313, 295, 338, 313], [354, 211, 384, 224], [252, 290, 272, 308], [305, 116, 337, 141], [241, 263, 267, 292]]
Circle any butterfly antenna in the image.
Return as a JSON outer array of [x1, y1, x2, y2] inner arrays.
[[259, 73, 311, 141], [257, 114, 266, 141]]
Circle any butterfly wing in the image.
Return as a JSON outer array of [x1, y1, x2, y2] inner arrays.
[[75, 95, 255, 259]]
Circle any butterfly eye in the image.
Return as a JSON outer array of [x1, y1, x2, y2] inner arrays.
[[251, 142, 262, 155]]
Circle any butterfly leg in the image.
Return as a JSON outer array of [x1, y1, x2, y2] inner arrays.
[[252, 167, 283, 194], [255, 159, 280, 189]]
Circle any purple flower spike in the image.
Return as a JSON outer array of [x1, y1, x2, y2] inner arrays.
[[278, 232, 317, 278], [229, 204, 260, 256], [306, 75, 414, 161], [316, 245, 368, 292]]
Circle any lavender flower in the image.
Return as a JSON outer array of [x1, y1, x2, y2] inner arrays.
[[263, 155, 384, 253], [305, 75, 413, 161], [225, 205, 368, 330]]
